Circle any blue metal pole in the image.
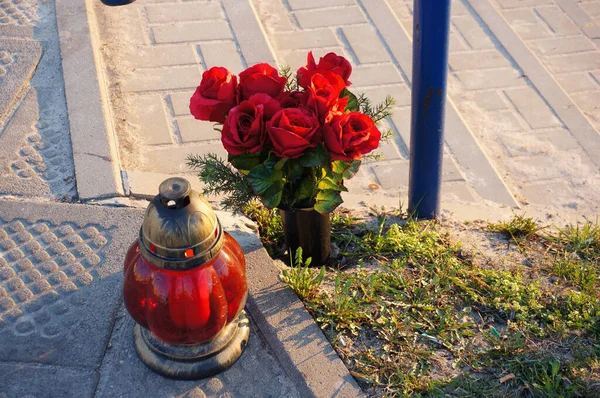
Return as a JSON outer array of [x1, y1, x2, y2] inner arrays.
[[408, 0, 452, 219]]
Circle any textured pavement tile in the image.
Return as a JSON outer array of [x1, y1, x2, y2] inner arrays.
[[0, 199, 143, 368], [0, 363, 97, 397], [0, 90, 76, 198], [0, 38, 41, 124]]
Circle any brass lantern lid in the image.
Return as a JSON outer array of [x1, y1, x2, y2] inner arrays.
[[139, 177, 224, 270]]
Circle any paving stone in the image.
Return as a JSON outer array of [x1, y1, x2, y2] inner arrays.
[[501, 129, 581, 157], [372, 161, 409, 189], [352, 64, 403, 86], [449, 32, 469, 51], [502, 8, 539, 25], [145, 2, 223, 23], [126, 95, 172, 145], [387, 0, 413, 19], [140, 143, 228, 174], [152, 21, 232, 44], [505, 87, 561, 129], [544, 52, 600, 73], [442, 182, 476, 202], [520, 180, 574, 206], [288, 0, 354, 10], [177, 117, 221, 143], [581, 2, 600, 17], [510, 155, 566, 179], [0, 38, 41, 124], [222, 0, 276, 66], [368, 140, 402, 162], [94, 309, 301, 398], [454, 68, 527, 90], [452, 15, 495, 50], [272, 29, 339, 51], [496, 0, 553, 8], [555, 72, 598, 93], [169, 90, 195, 116], [570, 90, 600, 117], [443, 156, 465, 182], [278, 47, 345, 70], [342, 25, 389, 64], [252, 0, 295, 32], [511, 21, 554, 40], [469, 90, 508, 111], [486, 110, 524, 132], [123, 44, 197, 68], [535, 6, 580, 35], [293, 7, 365, 29], [449, 50, 511, 71], [356, 84, 411, 107], [0, 200, 142, 367], [200, 41, 245, 73], [527, 35, 595, 56], [0, 363, 96, 397], [121, 66, 202, 92]]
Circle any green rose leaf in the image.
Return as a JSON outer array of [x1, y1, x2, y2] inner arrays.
[[286, 160, 304, 181], [261, 182, 284, 209], [247, 158, 283, 200], [297, 145, 330, 167], [331, 160, 361, 180], [340, 88, 359, 112], [317, 177, 348, 192], [314, 189, 343, 213], [296, 178, 315, 201], [228, 152, 261, 173]]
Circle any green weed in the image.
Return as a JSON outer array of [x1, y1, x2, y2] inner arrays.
[[280, 248, 325, 300], [488, 213, 542, 242]]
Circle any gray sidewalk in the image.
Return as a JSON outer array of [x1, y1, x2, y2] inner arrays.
[[90, 0, 600, 218]]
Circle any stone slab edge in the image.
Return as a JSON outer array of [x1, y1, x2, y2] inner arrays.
[[358, 0, 519, 208], [55, 0, 124, 200], [466, 0, 600, 170], [222, 0, 277, 67], [244, 247, 363, 398]]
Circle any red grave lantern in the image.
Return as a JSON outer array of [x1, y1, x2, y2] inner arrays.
[[122, 177, 249, 379]]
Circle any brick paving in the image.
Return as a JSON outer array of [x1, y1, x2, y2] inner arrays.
[[92, 0, 600, 214]]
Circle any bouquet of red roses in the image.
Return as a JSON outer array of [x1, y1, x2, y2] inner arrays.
[[187, 51, 393, 213]]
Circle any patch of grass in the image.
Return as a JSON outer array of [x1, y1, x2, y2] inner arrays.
[[249, 206, 600, 396], [280, 248, 325, 300], [546, 219, 600, 261], [488, 213, 542, 243]]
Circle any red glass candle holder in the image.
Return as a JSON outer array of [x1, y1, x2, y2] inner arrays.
[[122, 177, 249, 379]]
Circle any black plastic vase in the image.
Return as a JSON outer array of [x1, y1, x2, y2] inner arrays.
[[280, 208, 331, 266]]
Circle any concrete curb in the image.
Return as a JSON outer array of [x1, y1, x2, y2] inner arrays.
[[55, 0, 124, 200], [243, 247, 364, 398]]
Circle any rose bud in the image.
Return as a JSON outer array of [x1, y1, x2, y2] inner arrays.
[[189, 67, 238, 123], [267, 108, 321, 159], [323, 112, 381, 160], [303, 70, 345, 122]]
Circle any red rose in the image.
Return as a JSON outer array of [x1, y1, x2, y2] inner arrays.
[[297, 51, 352, 89], [323, 113, 381, 160], [303, 70, 345, 122], [318, 52, 352, 86], [190, 67, 238, 123], [280, 90, 304, 108], [221, 94, 281, 155], [267, 108, 321, 159], [239, 64, 287, 100]]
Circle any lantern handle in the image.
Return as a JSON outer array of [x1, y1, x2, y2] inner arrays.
[[158, 177, 192, 209]]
